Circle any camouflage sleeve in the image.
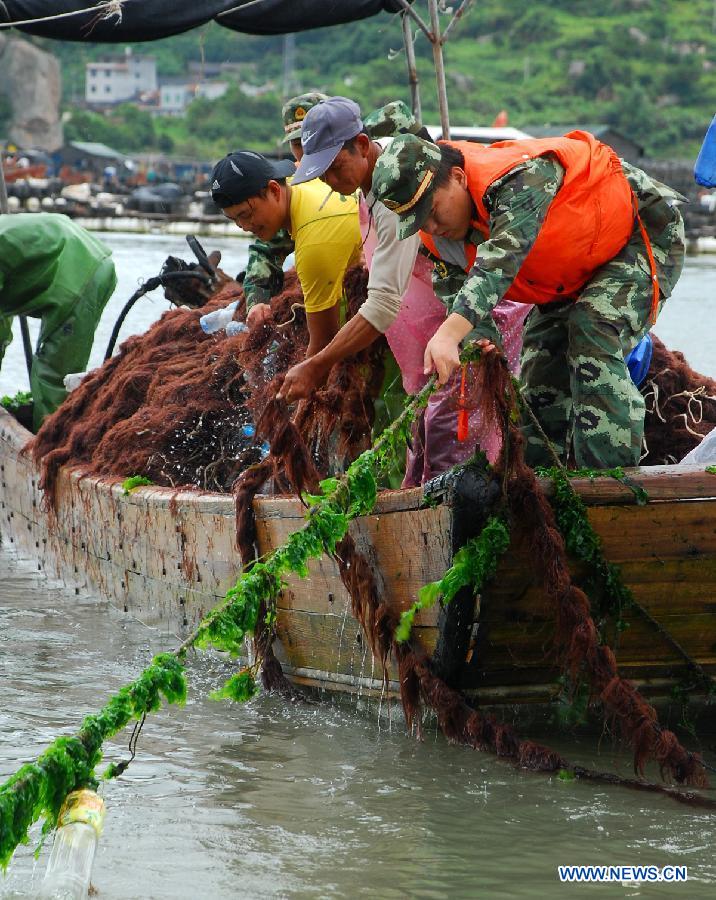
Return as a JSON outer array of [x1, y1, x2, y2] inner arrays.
[[242, 230, 294, 309], [450, 156, 565, 336]]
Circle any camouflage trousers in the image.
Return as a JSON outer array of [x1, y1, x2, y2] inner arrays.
[[520, 213, 685, 469]]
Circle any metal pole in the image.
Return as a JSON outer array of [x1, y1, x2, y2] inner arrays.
[[401, 12, 422, 121], [428, 0, 450, 140], [394, 0, 433, 43], [0, 155, 8, 214]]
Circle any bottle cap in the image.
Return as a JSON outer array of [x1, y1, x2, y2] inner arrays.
[[58, 789, 106, 838]]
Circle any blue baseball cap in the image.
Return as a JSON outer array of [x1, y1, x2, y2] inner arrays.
[[291, 96, 364, 185]]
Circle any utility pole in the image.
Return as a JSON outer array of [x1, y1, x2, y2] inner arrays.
[[395, 0, 475, 140]]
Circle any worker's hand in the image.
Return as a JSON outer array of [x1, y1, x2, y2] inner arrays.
[[277, 356, 331, 403], [424, 332, 461, 385], [247, 303, 273, 329]]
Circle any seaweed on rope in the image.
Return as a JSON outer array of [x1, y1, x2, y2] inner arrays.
[[4, 316, 716, 869], [0, 371, 436, 870]]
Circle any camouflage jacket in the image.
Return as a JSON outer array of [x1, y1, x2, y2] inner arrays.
[[436, 155, 563, 338], [242, 229, 295, 308], [435, 156, 685, 337]]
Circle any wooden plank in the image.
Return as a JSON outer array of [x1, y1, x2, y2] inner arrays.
[[474, 612, 716, 669], [482, 557, 716, 621], [254, 485, 426, 521], [274, 606, 437, 681], [260, 505, 451, 624], [539, 464, 716, 505]]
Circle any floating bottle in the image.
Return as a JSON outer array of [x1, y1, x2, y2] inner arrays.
[[200, 301, 240, 334], [40, 789, 106, 900]]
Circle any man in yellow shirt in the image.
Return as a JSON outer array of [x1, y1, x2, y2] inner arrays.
[[210, 150, 360, 357]]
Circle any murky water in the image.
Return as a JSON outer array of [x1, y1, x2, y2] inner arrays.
[[1, 234, 716, 898], [0, 549, 715, 899]]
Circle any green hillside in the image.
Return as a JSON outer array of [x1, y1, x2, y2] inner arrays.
[[35, 0, 716, 161]]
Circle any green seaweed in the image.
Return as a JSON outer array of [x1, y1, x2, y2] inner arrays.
[[396, 517, 510, 643], [209, 670, 259, 703], [0, 391, 32, 412], [121, 475, 154, 495], [0, 372, 439, 870], [0, 654, 186, 870]]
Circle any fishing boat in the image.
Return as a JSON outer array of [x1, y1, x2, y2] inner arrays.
[[1, 1, 715, 721], [2, 404, 715, 713]]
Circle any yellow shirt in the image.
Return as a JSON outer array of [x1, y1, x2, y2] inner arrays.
[[288, 179, 361, 314]]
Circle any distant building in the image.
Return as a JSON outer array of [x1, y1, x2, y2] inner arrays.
[[521, 124, 644, 163], [86, 48, 157, 106], [158, 79, 229, 115], [60, 140, 131, 178]]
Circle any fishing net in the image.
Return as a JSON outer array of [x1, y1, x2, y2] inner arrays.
[[641, 335, 716, 464], [32, 266, 387, 506]]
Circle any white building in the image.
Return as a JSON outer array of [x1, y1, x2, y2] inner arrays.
[[86, 48, 157, 105], [159, 80, 228, 115]]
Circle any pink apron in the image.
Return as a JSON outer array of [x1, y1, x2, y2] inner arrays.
[[360, 198, 531, 485]]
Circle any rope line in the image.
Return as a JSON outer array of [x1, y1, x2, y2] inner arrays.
[[0, 0, 123, 29]]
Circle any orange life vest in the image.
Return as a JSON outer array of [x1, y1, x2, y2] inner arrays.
[[419, 130, 636, 306]]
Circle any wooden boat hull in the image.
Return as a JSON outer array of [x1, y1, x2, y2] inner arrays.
[[2, 406, 715, 714]]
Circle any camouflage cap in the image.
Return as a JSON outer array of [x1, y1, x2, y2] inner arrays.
[[363, 100, 418, 139], [281, 92, 329, 143], [371, 133, 442, 239]]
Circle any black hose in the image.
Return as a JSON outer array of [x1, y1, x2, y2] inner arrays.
[[19, 316, 33, 383], [103, 270, 210, 361]]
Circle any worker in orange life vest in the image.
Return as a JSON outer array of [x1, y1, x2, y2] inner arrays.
[[371, 131, 685, 468]]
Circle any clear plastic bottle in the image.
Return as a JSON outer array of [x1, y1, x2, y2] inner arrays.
[[40, 789, 106, 900], [200, 301, 240, 334], [225, 320, 249, 337]]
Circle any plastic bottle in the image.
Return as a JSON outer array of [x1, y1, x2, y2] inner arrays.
[[40, 789, 106, 900], [225, 320, 249, 337], [200, 301, 240, 334], [695, 114, 716, 187]]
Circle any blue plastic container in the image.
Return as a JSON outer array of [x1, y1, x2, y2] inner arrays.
[[626, 332, 653, 387], [695, 114, 716, 187]]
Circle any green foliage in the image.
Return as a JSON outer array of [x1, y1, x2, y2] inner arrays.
[[396, 517, 511, 643], [209, 670, 258, 703], [0, 391, 32, 413], [706, 466, 716, 475], [122, 475, 154, 495], [64, 104, 157, 154], [0, 654, 186, 870]]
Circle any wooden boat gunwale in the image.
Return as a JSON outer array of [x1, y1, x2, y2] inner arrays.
[[2, 405, 716, 715]]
